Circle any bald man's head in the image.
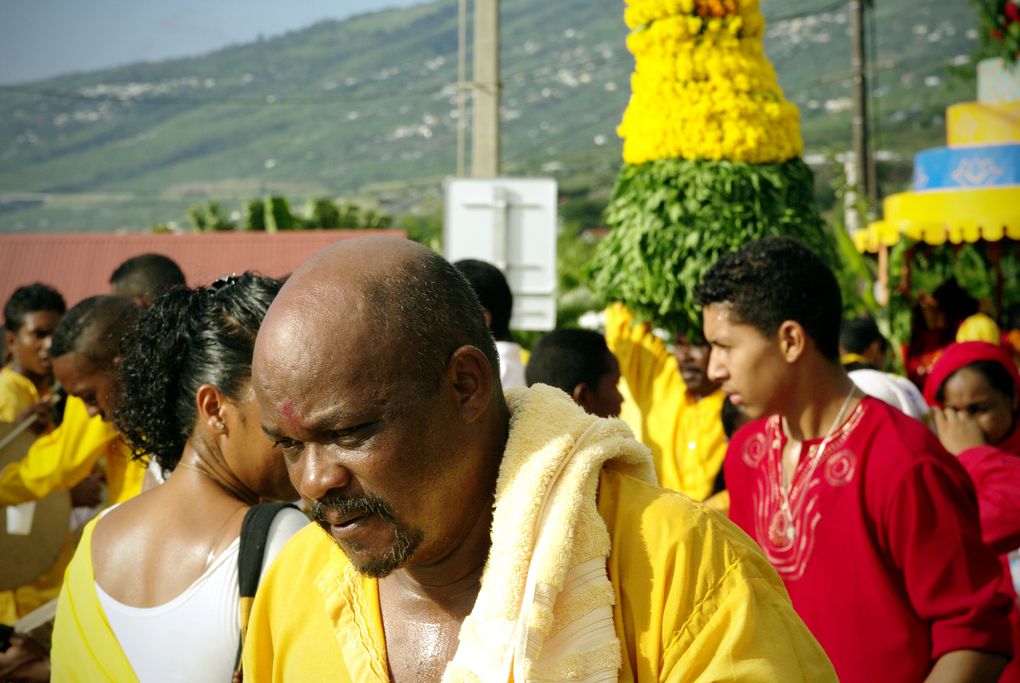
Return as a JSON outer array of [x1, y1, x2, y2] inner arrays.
[[253, 237, 507, 577], [259, 237, 499, 392]]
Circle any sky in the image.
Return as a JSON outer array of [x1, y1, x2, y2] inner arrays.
[[0, 0, 430, 85]]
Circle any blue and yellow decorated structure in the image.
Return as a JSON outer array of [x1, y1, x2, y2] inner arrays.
[[854, 58, 1020, 254]]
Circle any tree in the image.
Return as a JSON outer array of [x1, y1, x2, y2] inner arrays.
[[588, 0, 837, 337], [264, 196, 296, 232]]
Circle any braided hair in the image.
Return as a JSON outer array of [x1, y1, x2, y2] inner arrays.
[[114, 273, 282, 472]]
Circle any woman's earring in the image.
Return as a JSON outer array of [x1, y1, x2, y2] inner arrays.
[[214, 421, 225, 432]]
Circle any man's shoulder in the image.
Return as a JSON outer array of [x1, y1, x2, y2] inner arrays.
[[266, 522, 337, 576], [0, 366, 29, 386], [597, 468, 815, 675], [0, 366, 36, 406], [598, 468, 778, 583]]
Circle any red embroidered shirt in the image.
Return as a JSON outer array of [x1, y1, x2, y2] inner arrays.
[[727, 396, 1013, 682]]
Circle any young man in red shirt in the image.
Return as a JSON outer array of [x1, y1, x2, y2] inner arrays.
[[695, 236, 1014, 682]]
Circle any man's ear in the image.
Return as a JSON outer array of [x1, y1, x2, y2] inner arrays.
[[194, 384, 227, 433], [777, 320, 807, 363], [482, 309, 494, 332], [3, 330, 15, 350], [447, 345, 493, 423]]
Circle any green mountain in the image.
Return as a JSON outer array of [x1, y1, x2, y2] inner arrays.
[[0, 0, 979, 232]]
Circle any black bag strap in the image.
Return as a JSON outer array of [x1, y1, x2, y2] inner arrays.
[[233, 502, 300, 677]]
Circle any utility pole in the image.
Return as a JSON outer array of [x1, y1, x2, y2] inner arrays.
[[471, 0, 500, 177], [457, 0, 468, 177], [849, 0, 877, 222]]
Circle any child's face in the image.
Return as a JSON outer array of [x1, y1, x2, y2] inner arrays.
[[942, 366, 1016, 446], [5, 310, 61, 381]]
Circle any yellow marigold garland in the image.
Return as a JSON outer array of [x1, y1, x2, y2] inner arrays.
[[619, 0, 802, 164]]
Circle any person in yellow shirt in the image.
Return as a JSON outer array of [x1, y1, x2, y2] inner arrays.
[[605, 302, 728, 500], [1, 283, 65, 424], [0, 296, 146, 678], [243, 237, 835, 681], [1, 283, 69, 626], [1, 296, 145, 509]]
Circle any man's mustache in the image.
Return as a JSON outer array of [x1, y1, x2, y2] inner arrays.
[[311, 491, 397, 525]]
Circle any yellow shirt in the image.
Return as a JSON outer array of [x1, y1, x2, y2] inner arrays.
[[50, 516, 139, 683], [0, 366, 56, 623], [605, 303, 727, 500], [243, 469, 835, 681], [0, 365, 42, 422], [0, 395, 143, 507], [0, 395, 144, 623]]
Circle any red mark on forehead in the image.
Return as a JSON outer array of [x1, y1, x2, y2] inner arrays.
[[280, 402, 301, 429]]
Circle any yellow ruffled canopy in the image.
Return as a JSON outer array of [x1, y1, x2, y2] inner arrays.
[[853, 186, 1020, 253]]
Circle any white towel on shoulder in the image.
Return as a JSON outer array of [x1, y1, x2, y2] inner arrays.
[[444, 384, 655, 682]]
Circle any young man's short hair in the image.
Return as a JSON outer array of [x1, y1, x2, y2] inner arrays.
[[840, 317, 885, 356], [526, 328, 614, 395], [694, 236, 842, 363], [109, 253, 186, 304], [51, 295, 139, 368], [4, 283, 66, 333], [453, 259, 513, 340]]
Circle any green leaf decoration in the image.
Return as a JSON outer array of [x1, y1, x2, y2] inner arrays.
[[588, 157, 839, 338]]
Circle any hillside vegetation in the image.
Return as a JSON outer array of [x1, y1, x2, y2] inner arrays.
[[0, 0, 979, 232]]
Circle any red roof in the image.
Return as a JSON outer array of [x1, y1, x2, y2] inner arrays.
[[0, 230, 406, 308]]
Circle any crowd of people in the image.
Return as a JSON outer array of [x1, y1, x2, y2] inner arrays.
[[0, 235, 1018, 682]]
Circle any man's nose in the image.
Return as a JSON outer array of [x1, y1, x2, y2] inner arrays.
[[706, 351, 726, 383], [40, 336, 52, 355], [294, 445, 352, 501]]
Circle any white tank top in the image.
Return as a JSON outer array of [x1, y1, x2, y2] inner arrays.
[[95, 507, 308, 683]]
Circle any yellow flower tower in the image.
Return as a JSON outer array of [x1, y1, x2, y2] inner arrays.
[[590, 0, 836, 335]]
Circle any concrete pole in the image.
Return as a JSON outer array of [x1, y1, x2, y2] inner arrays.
[[457, 0, 468, 177], [849, 0, 876, 217], [471, 0, 500, 177]]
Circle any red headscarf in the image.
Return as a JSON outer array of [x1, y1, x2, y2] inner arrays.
[[923, 341, 1020, 407]]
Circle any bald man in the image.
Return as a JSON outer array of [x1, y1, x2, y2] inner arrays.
[[243, 237, 835, 682]]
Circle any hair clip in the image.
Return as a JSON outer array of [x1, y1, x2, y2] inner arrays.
[[211, 273, 242, 290]]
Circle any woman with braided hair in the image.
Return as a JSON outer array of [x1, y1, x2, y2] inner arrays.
[[50, 273, 307, 683]]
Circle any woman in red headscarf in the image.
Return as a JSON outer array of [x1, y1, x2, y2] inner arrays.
[[926, 341, 1020, 681]]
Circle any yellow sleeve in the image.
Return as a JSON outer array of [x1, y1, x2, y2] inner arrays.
[[604, 303, 674, 416], [602, 471, 835, 681], [0, 367, 39, 422], [662, 573, 836, 680], [0, 396, 117, 506]]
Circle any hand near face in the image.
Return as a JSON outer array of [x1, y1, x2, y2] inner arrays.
[[932, 406, 987, 456]]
